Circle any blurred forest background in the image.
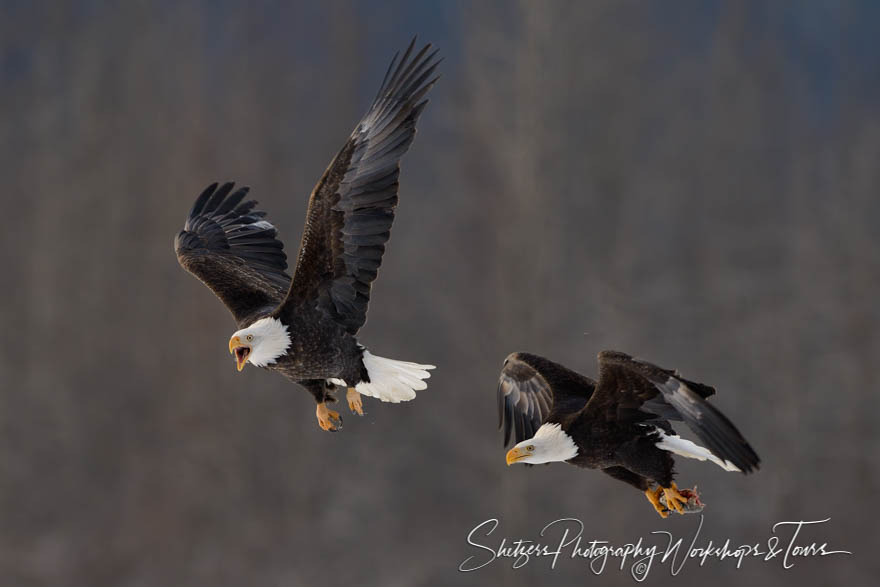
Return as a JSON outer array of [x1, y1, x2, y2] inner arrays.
[[2, 1, 879, 586]]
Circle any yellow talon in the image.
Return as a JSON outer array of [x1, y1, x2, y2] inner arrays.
[[316, 402, 342, 432], [662, 482, 688, 515], [645, 486, 668, 518], [347, 388, 364, 416]]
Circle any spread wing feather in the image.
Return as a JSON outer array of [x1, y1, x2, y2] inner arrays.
[[497, 353, 596, 447], [175, 182, 290, 325], [281, 38, 440, 333], [588, 351, 760, 473]]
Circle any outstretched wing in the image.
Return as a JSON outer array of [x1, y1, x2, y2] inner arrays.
[[498, 352, 596, 447], [587, 350, 760, 473], [280, 38, 440, 334], [175, 182, 290, 325]]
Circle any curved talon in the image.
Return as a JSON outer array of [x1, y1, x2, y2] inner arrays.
[[662, 482, 688, 515], [645, 487, 668, 518], [347, 388, 364, 416], [316, 402, 342, 432]]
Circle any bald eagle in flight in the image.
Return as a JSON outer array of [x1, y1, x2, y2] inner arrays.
[[499, 351, 759, 517], [175, 40, 439, 432]]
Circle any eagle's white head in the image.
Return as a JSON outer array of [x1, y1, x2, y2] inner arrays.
[[228, 317, 291, 371], [505, 423, 579, 465]]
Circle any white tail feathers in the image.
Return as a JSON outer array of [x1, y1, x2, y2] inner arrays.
[[652, 427, 741, 472], [356, 351, 435, 403]]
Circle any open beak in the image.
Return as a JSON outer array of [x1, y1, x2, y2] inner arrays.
[[229, 336, 251, 372], [506, 447, 528, 466]]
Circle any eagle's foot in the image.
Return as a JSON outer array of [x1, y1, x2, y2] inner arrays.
[[316, 402, 342, 432], [662, 482, 688, 515], [645, 487, 668, 518], [347, 388, 364, 416]]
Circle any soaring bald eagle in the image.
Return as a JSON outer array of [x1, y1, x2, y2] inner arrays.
[[499, 351, 759, 517], [175, 40, 439, 431]]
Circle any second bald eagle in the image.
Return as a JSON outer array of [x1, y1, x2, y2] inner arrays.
[[499, 351, 759, 517]]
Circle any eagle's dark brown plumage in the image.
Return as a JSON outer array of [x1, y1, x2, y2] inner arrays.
[[499, 351, 760, 517], [175, 39, 439, 431], [282, 41, 439, 333], [175, 182, 291, 327]]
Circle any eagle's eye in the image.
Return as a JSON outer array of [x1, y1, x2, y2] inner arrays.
[[527, 445, 534, 451], [246, 334, 253, 342]]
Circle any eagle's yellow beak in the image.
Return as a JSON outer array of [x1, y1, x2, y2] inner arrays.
[[506, 446, 528, 466], [229, 336, 251, 372]]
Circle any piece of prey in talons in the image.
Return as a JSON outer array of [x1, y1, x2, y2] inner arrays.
[[645, 482, 703, 518]]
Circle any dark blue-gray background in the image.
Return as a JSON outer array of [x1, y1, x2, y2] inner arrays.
[[2, 1, 878, 585]]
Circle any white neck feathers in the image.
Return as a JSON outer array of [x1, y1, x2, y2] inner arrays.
[[241, 317, 291, 367], [530, 423, 579, 463]]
